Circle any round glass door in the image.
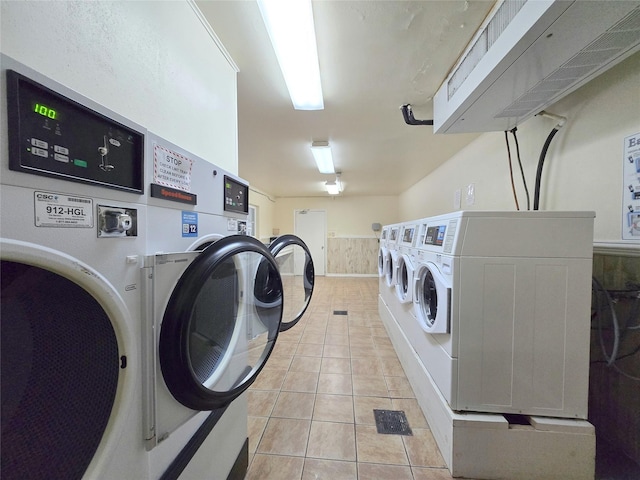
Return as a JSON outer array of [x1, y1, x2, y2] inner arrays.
[[159, 235, 283, 410], [420, 268, 438, 328], [268, 234, 315, 332]]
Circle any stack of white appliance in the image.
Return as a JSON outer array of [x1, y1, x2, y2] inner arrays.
[[379, 210, 597, 480]]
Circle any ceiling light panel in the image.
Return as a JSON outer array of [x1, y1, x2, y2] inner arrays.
[[311, 141, 334, 174], [257, 0, 324, 110]]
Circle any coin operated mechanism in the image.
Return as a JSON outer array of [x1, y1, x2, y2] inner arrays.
[[98, 205, 138, 238]]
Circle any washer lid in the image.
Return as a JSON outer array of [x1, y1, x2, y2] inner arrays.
[[159, 235, 283, 410], [268, 234, 315, 332]]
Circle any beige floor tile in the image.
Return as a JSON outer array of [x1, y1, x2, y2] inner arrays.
[[325, 334, 349, 345], [353, 396, 393, 425], [305, 323, 328, 334], [349, 345, 377, 358], [317, 373, 352, 395], [349, 326, 372, 337], [349, 336, 375, 348], [272, 340, 298, 357], [320, 357, 351, 375], [402, 428, 447, 468], [391, 398, 429, 429], [306, 421, 356, 461], [411, 467, 455, 479], [351, 357, 383, 376], [279, 328, 303, 342], [380, 356, 405, 376], [355, 425, 408, 465], [377, 345, 399, 358], [323, 344, 351, 358], [247, 416, 268, 454], [248, 390, 279, 417], [313, 394, 354, 423], [245, 454, 304, 480], [250, 368, 287, 391], [348, 317, 368, 328], [357, 463, 413, 480], [302, 458, 357, 480], [352, 375, 389, 397], [295, 342, 324, 357], [373, 336, 394, 348], [272, 391, 316, 420], [257, 418, 311, 457], [386, 376, 415, 398], [370, 327, 388, 337], [326, 324, 349, 336], [300, 332, 326, 344], [265, 354, 293, 370], [290, 355, 322, 373], [282, 371, 319, 393]]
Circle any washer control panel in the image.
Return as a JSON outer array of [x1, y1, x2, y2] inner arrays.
[[6, 70, 144, 193]]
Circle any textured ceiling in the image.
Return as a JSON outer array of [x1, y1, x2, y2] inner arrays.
[[196, 0, 494, 197]]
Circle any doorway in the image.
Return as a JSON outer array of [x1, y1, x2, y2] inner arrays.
[[294, 210, 326, 276]]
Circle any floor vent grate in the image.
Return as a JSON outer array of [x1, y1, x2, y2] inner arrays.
[[373, 409, 413, 436], [333, 310, 348, 315]]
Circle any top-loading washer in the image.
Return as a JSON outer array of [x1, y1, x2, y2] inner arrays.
[[1, 54, 149, 480], [388, 211, 595, 419], [140, 134, 314, 479]]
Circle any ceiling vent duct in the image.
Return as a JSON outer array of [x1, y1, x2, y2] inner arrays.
[[433, 0, 640, 134]]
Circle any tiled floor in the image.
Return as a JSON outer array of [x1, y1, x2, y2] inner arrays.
[[245, 276, 453, 480]]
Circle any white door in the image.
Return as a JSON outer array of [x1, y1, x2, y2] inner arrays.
[[294, 210, 326, 276]]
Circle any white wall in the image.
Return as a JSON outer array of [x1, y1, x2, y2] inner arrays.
[[273, 195, 399, 238], [249, 187, 276, 242], [0, 0, 238, 173], [399, 53, 640, 245]]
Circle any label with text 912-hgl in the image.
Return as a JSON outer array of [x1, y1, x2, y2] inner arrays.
[[34, 191, 93, 228]]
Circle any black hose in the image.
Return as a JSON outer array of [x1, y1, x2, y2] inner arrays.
[[511, 128, 530, 210], [400, 104, 433, 126], [533, 127, 559, 210]]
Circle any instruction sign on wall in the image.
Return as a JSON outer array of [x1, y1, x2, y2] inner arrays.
[[153, 143, 194, 192], [622, 132, 640, 240]]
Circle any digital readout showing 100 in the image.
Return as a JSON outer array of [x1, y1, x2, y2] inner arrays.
[[33, 102, 58, 120]]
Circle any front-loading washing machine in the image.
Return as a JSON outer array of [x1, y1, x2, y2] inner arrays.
[[1, 55, 149, 480], [140, 134, 314, 479], [407, 210, 595, 419], [379, 223, 400, 311], [394, 222, 418, 305]]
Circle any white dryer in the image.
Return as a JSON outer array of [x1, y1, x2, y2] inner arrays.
[[140, 134, 314, 479], [392, 211, 595, 419], [1, 55, 149, 479]]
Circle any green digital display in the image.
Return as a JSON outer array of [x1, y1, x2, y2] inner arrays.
[[34, 102, 57, 120]]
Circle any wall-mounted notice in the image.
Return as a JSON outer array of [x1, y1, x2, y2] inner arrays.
[[622, 132, 640, 240], [153, 143, 194, 192]]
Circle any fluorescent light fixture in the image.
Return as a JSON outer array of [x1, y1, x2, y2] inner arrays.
[[311, 141, 334, 174], [257, 0, 324, 110], [325, 175, 342, 195]]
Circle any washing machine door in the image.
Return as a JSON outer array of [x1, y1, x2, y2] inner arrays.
[[267, 234, 315, 332], [159, 235, 284, 410], [385, 249, 398, 287], [413, 262, 451, 334], [378, 246, 389, 277], [395, 253, 415, 303], [1, 240, 134, 480]]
